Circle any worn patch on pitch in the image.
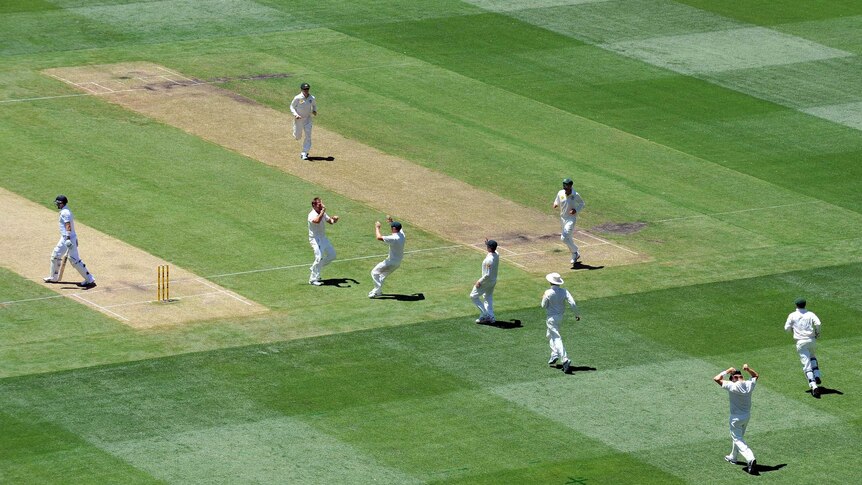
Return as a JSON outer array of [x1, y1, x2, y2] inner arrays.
[[591, 222, 647, 235], [0, 188, 267, 328], [43, 62, 645, 273]]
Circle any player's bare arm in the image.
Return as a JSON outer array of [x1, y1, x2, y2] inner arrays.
[[714, 367, 735, 385], [743, 364, 758, 379]]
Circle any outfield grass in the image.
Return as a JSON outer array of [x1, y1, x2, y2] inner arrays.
[[1, 0, 860, 483]]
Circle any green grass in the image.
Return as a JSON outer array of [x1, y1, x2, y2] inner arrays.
[[1, 0, 860, 483]]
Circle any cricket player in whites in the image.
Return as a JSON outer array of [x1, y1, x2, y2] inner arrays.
[[713, 364, 759, 475], [553, 178, 585, 266], [541, 272, 581, 373], [43, 195, 97, 288], [784, 298, 824, 398], [471, 239, 499, 323], [369, 217, 405, 298], [307, 197, 339, 286], [290, 82, 317, 160]]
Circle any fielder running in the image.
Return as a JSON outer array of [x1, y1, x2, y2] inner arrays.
[[553, 178, 585, 265], [290, 82, 317, 161], [541, 272, 581, 373], [43, 195, 97, 289], [784, 298, 824, 398], [713, 364, 759, 475], [471, 239, 499, 323], [369, 218, 405, 298], [307, 197, 339, 286]]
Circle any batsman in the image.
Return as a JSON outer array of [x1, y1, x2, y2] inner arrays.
[[43, 195, 97, 288]]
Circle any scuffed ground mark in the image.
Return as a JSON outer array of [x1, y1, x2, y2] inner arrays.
[[208, 73, 293, 83], [591, 222, 647, 235]]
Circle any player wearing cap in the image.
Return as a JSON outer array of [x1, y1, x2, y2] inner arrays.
[[541, 272, 581, 373], [552, 178, 585, 266], [43, 195, 97, 288], [369, 217, 406, 298], [784, 298, 824, 398], [471, 239, 499, 323], [290, 82, 317, 160]]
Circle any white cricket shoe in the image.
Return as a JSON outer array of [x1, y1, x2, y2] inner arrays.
[[43, 276, 57, 283]]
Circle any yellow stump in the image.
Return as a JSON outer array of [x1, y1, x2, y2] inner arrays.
[[157, 265, 170, 302]]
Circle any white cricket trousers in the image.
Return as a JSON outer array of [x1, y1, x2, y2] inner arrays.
[[293, 117, 313, 154], [49, 237, 95, 283], [795, 339, 821, 389], [729, 416, 755, 464], [546, 314, 567, 362], [561, 218, 579, 258], [371, 259, 400, 292], [309, 236, 335, 282], [469, 281, 496, 319]]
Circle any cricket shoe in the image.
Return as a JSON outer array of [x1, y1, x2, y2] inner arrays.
[[76, 281, 97, 289], [724, 455, 739, 465], [301, 153, 309, 160], [562, 359, 572, 373], [43, 276, 58, 283], [570, 252, 580, 265], [368, 290, 381, 298], [812, 387, 821, 399], [745, 460, 758, 475], [309, 279, 323, 286], [815, 377, 822, 385], [548, 357, 559, 366]]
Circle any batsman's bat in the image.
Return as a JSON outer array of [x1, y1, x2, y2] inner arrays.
[[58, 255, 68, 281]]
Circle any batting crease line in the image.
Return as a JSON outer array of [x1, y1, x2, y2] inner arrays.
[[103, 290, 227, 309], [72, 293, 130, 321], [195, 277, 254, 306]]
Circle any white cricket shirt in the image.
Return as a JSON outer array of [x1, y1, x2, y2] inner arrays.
[[58, 207, 76, 238], [382, 231, 406, 263], [785, 309, 821, 341], [307, 209, 331, 239], [555, 189, 585, 221], [477, 252, 499, 285], [291, 93, 317, 118], [541, 286, 578, 317], [722, 378, 756, 418]]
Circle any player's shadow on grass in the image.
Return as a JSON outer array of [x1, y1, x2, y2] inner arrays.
[[732, 461, 786, 475], [308, 156, 335, 162], [572, 261, 604, 271], [553, 363, 597, 374], [807, 386, 843, 397], [476, 319, 522, 329], [320, 277, 359, 288], [374, 293, 425, 301]]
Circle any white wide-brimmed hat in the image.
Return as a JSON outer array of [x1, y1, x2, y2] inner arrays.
[[546, 272, 564, 285]]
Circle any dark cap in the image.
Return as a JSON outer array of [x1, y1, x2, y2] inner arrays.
[[795, 298, 807, 308], [390, 221, 402, 231], [300, 83, 310, 90], [485, 239, 497, 250], [562, 178, 573, 186], [54, 195, 68, 205]]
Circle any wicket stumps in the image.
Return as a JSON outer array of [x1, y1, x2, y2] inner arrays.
[[157, 264, 170, 302]]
